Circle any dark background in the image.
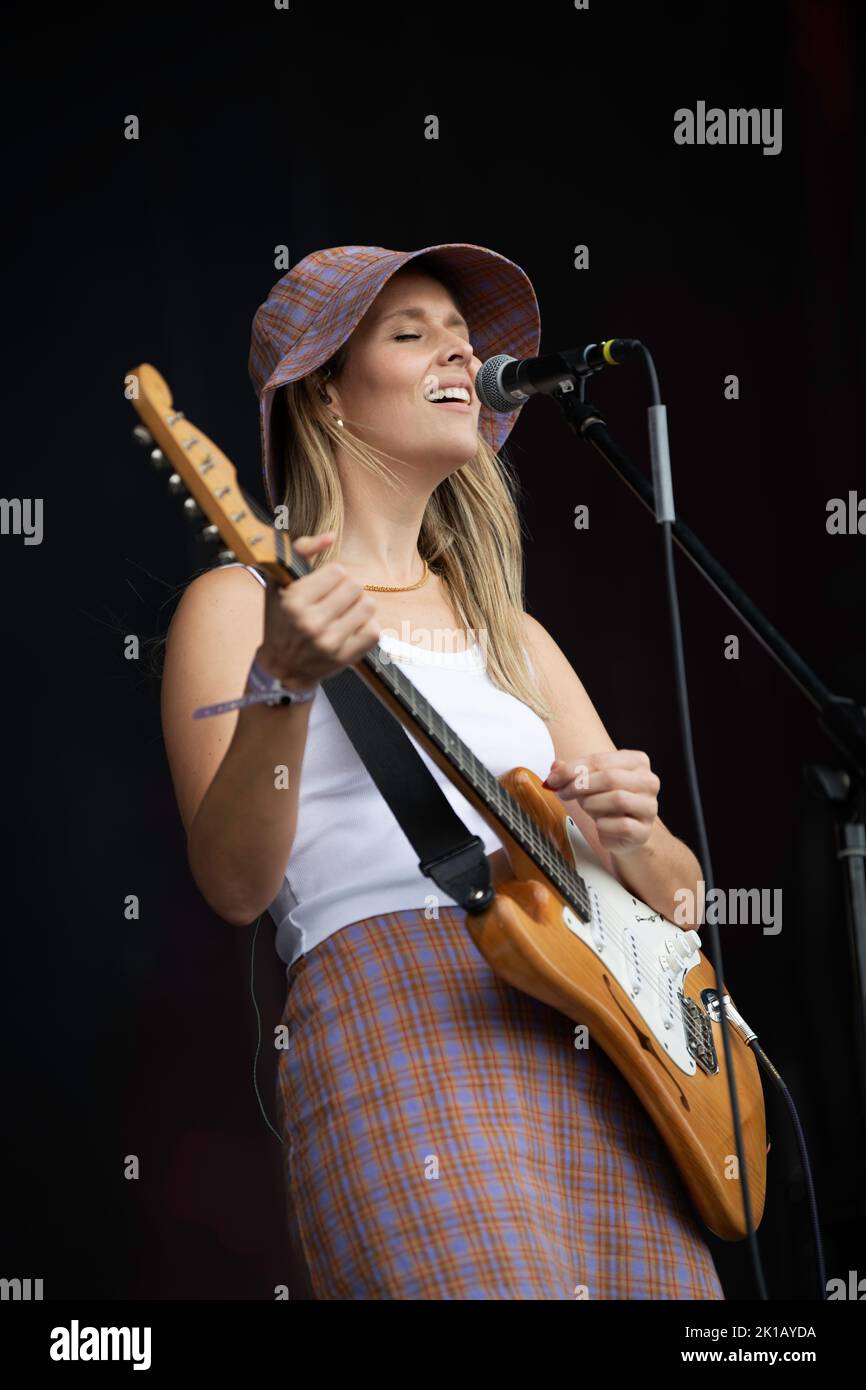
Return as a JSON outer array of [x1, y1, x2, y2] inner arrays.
[[1, 0, 863, 1301]]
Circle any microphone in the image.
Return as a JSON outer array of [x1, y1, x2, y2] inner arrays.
[[475, 340, 642, 412]]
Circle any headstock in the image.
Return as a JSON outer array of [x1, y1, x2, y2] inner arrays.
[[127, 363, 294, 585]]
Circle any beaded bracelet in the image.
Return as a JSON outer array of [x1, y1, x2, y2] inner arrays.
[[192, 657, 318, 719]]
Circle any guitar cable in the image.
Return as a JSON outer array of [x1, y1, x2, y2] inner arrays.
[[249, 912, 287, 1148], [749, 1039, 827, 1298]]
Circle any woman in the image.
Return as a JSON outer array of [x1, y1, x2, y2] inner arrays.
[[160, 242, 724, 1300]]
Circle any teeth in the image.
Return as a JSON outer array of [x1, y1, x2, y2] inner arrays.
[[426, 387, 471, 403]]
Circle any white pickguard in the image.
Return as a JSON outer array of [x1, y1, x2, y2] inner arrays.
[[562, 816, 706, 1077]]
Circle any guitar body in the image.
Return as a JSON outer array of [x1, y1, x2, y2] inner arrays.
[[464, 766, 766, 1241]]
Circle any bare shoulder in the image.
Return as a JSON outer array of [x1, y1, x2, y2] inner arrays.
[[170, 562, 266, 622], [166, 561, 265, 642]]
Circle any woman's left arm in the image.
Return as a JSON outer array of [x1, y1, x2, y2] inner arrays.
[[522, 613, 702, 924]]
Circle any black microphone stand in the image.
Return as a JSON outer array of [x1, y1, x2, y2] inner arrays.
[[554, 388, 866, 1113]]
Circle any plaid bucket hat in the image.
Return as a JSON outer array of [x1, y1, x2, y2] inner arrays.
[[248, 242, 541, 510]]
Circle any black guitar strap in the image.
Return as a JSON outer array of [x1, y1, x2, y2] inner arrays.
[[319, 664, 495, 915]]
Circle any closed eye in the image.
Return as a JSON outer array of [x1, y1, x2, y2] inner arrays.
[[393, 333, 421, 341]]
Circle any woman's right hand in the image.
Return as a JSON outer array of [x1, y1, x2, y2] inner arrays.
[[255, 532, 381, 694]]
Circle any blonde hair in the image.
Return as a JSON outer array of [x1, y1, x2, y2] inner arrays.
[[272, 263, 552, 722]]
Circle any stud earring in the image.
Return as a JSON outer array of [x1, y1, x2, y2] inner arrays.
[[316, 371, 342, 426]]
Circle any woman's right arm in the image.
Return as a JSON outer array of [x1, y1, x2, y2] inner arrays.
[[160, 534, 380, 926]]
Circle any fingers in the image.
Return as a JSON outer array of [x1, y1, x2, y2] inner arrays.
[[544, 753, 659, 822], [282, 546, 378, 633], [295, 592, 380, 666], [263, 533, 335, 594], [545, 750, 656, 793], [542, 750, 660, 855], [549, 749, 651, 775], [578, 789, 659, 821], [288, 533, 341, 586], [561, 766, 658, 797], [261, 531, 382, 684], [268, 532, 360, 616], [293, 531, 336, 556], [333, 615, 384, 667]]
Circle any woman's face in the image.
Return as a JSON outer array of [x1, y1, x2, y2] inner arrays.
[[325, 270, 483, 478]]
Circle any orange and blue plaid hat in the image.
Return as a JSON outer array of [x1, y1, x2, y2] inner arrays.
[[248, 242, 541, 509]]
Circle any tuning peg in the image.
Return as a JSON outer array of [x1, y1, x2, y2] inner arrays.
[[132, 424, 153, 447], [216, 549, 237, 564], [150, 447, 169, 470], [167, 473, 186, 496], [183, 497, 202, 521], [199, 524, 221, 544]]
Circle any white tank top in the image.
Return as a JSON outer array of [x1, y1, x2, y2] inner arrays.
[[224, 563, 556, 970]]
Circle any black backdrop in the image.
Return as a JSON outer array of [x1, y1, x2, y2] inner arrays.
[[2, 0, 863, 1302]]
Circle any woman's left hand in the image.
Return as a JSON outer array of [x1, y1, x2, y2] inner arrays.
[[542, 749, 660, 856]]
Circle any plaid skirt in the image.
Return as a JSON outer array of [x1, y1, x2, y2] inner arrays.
[[275, 906, 725, 1300]]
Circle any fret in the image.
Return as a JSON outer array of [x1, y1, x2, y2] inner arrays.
[[363, 646, 592, 921]]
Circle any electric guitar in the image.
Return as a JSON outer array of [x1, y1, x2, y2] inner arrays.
[[128, 362, 767, 1241]]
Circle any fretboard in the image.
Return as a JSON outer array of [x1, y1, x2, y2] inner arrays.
[[363, 642, 592, 922]]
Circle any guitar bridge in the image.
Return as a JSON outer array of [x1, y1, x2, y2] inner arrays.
[[680, 994, 719, 1075]]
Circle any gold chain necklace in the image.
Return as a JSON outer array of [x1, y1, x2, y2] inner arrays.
[[363, 558, 430, 593]]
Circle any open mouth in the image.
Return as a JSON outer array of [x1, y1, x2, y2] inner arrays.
[[427, 398, 472, 412]]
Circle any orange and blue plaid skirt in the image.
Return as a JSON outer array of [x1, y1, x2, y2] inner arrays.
[[276, 906, 725, 1300]]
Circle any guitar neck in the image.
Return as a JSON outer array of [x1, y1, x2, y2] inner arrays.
[[363, 628, 593, 924]]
